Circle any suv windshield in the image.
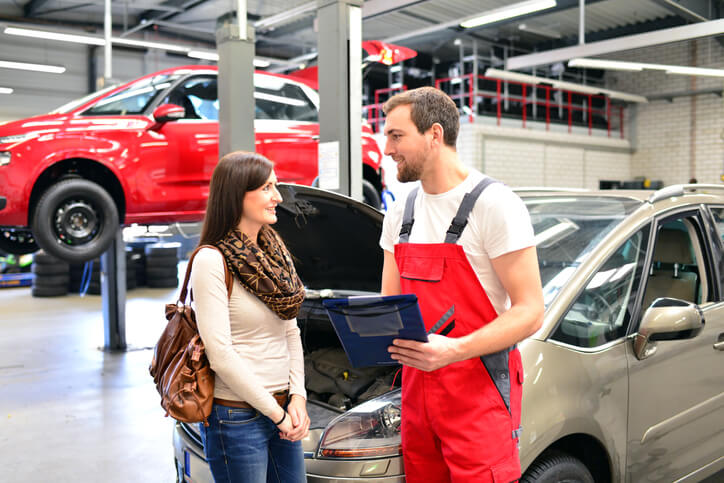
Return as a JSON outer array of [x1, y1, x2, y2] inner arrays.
[[83, 74, 180, 116], [523, 196, 643, 307], [50, 85, 119, 114]]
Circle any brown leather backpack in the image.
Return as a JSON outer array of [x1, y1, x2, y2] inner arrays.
[[149, 245, 232, 426]]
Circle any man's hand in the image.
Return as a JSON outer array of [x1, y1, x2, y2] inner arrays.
[[388, 334, 461, 371], [280, 394, 310, 441]]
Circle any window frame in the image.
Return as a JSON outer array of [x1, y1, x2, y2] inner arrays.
[[628, 207, 716, 335], [548, 222, 652, 350]]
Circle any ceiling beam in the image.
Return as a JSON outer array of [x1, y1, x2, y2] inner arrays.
[[650, 0, 711, 22], [361, 0, 430, 19], [507, 18, 724, 70], [23, 0, 53, 17], [381, 0, 606, 45]]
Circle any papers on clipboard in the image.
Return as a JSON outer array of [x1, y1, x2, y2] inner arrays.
[[322, 294, 427, 367]]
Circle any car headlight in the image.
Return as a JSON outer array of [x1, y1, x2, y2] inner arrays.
[[0, 151, 10, 166], [318, 389, 401, 458], [0, 133, 36, 144]]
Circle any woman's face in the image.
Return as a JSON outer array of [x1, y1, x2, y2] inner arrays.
[[241, 170, 283, 233]]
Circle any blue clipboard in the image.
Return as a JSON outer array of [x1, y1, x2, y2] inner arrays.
[[322, 294, 428, 368]]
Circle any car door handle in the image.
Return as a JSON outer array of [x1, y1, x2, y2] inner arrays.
[[714, 334, 724, 351]]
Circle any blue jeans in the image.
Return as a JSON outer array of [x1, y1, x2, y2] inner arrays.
[[201, 403, 306, 483]]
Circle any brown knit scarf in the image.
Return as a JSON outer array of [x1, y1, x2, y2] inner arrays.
[[215, 227, 305, 320]]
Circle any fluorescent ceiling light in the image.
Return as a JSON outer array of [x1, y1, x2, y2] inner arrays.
[[0, 60, 65, 74], [569, 57, 724, 78], [188, 50, 218, 61], [518, 23, 561, 39], [0, 87, 13, 94], [664, 65, 724, 77], [112, 37, 189, 52], [484, 68, 648, 103], [187, 50, 271, 68], [461, 0, 556, 29], [569, 58, 644, 71], [4, 26, 105, 45]]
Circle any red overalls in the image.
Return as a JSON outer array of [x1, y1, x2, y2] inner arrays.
[[394, 179, 524, 483]]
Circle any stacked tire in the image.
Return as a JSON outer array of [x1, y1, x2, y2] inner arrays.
[[31, 251, 70, 297], [145, 243, 180, 288], [68, 250, 141, 295]]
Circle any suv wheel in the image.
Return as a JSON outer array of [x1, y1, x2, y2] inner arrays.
[[0, 230, 38, 255], [32, 179, 119, 264], [362, 179, 382, 209], [521, 451, 595, 483]]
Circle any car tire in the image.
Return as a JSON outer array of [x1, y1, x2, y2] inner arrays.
[[33, 274, 70, 287], [362, 179, 382, 209], [0, 231, 39, 255], [145, 255, 179, 269], [146, 266, 179, 279], [32, 262, 70, 275], [31, 284, 68, 297], [32, 178, 119, 264], [147, 276, 179, 288], [521, 451, 595, 483]]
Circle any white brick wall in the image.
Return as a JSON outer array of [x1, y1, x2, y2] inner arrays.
[[457, 123, 631, 188], [605, 38, 724, 185]]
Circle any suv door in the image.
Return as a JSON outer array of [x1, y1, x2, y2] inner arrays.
[[141, 74, 219, 220], [626, 209, 724, 481]]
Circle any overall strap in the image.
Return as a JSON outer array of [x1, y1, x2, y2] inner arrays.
[[444, 177, 498, 244], [398, 186, 420, 244]]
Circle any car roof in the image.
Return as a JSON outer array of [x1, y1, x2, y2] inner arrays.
[[516, 184, 724, 204]]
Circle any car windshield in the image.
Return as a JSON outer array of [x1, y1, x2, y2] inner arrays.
[[50, 84, 119, 114], [523, 195, 643, 308], [82, 74, 180, 116]]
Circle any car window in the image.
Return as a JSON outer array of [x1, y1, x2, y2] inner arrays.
[[640, 216, 709, 310], [254, 83, 318, 122], [551, 225, 650, 348], [524, 196, 643, 308], [84, 74, 178, 116], [161, 76, 218, 120], [707, 206, 724, 244]]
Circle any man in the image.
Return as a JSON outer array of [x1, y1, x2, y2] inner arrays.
[[379, 87, 544, 483]]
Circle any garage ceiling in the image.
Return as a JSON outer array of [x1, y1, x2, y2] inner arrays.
[[0, 0, 721, 71]]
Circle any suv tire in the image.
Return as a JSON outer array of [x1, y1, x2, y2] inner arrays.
[[362, 179, 382, 209], [521, 451, 595, 483], [32, 179, 119, 264]]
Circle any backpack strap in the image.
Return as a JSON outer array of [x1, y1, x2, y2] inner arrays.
[[444, 177, 498, 244], [181, 245, 233, 303]]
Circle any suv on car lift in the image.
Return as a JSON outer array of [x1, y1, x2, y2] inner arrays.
[[0, 65, 384, 263]]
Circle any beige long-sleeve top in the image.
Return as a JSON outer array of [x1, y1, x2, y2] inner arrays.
[[190, 247, 306, 419]]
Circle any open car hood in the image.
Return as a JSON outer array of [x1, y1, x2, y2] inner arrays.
[[275, 184, 383, 293]]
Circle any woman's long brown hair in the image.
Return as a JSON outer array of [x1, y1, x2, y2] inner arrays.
[[198, 151, 273, 246]]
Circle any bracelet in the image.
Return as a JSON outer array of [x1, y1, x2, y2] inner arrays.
[[273, 411, 287, 426]]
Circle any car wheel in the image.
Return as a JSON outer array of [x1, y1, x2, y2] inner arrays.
[[362, 179, 382, 209], [521, 451, 595, 483], [32, 179, 119, 264], [0, 230, 39, 255]]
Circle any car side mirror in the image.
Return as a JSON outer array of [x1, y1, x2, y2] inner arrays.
[[152, 104, 185, 124], [633, 298, 704, 360]]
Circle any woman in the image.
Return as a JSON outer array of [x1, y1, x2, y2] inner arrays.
[[190, 151, 309, 483]]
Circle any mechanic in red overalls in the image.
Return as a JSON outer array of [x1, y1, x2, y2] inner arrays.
[[379, 87, 544, 483]]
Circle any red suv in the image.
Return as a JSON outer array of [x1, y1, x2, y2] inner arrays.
[[0, 65, 384, 262]]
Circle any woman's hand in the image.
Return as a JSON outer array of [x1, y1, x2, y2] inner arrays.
[[279, 394, 310, 442]]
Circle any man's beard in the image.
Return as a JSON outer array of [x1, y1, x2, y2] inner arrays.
[[395, 146, 428, 182]]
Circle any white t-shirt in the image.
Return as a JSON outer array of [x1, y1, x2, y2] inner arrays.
[[379, 169, 534, 315]]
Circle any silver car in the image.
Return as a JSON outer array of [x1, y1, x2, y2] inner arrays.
[[173, 183, 724, 482]]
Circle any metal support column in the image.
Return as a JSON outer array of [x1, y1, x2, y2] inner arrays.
[[101, 228, 126, 351], [217, 18, 256, 155], [317, 0, 363, 201]]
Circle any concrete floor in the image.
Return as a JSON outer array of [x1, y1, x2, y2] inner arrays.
[[1, 281, 722, 483], [0, 284, 178, 483]]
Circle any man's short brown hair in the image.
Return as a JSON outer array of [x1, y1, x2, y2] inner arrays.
[[382, 86, 459, 148]]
